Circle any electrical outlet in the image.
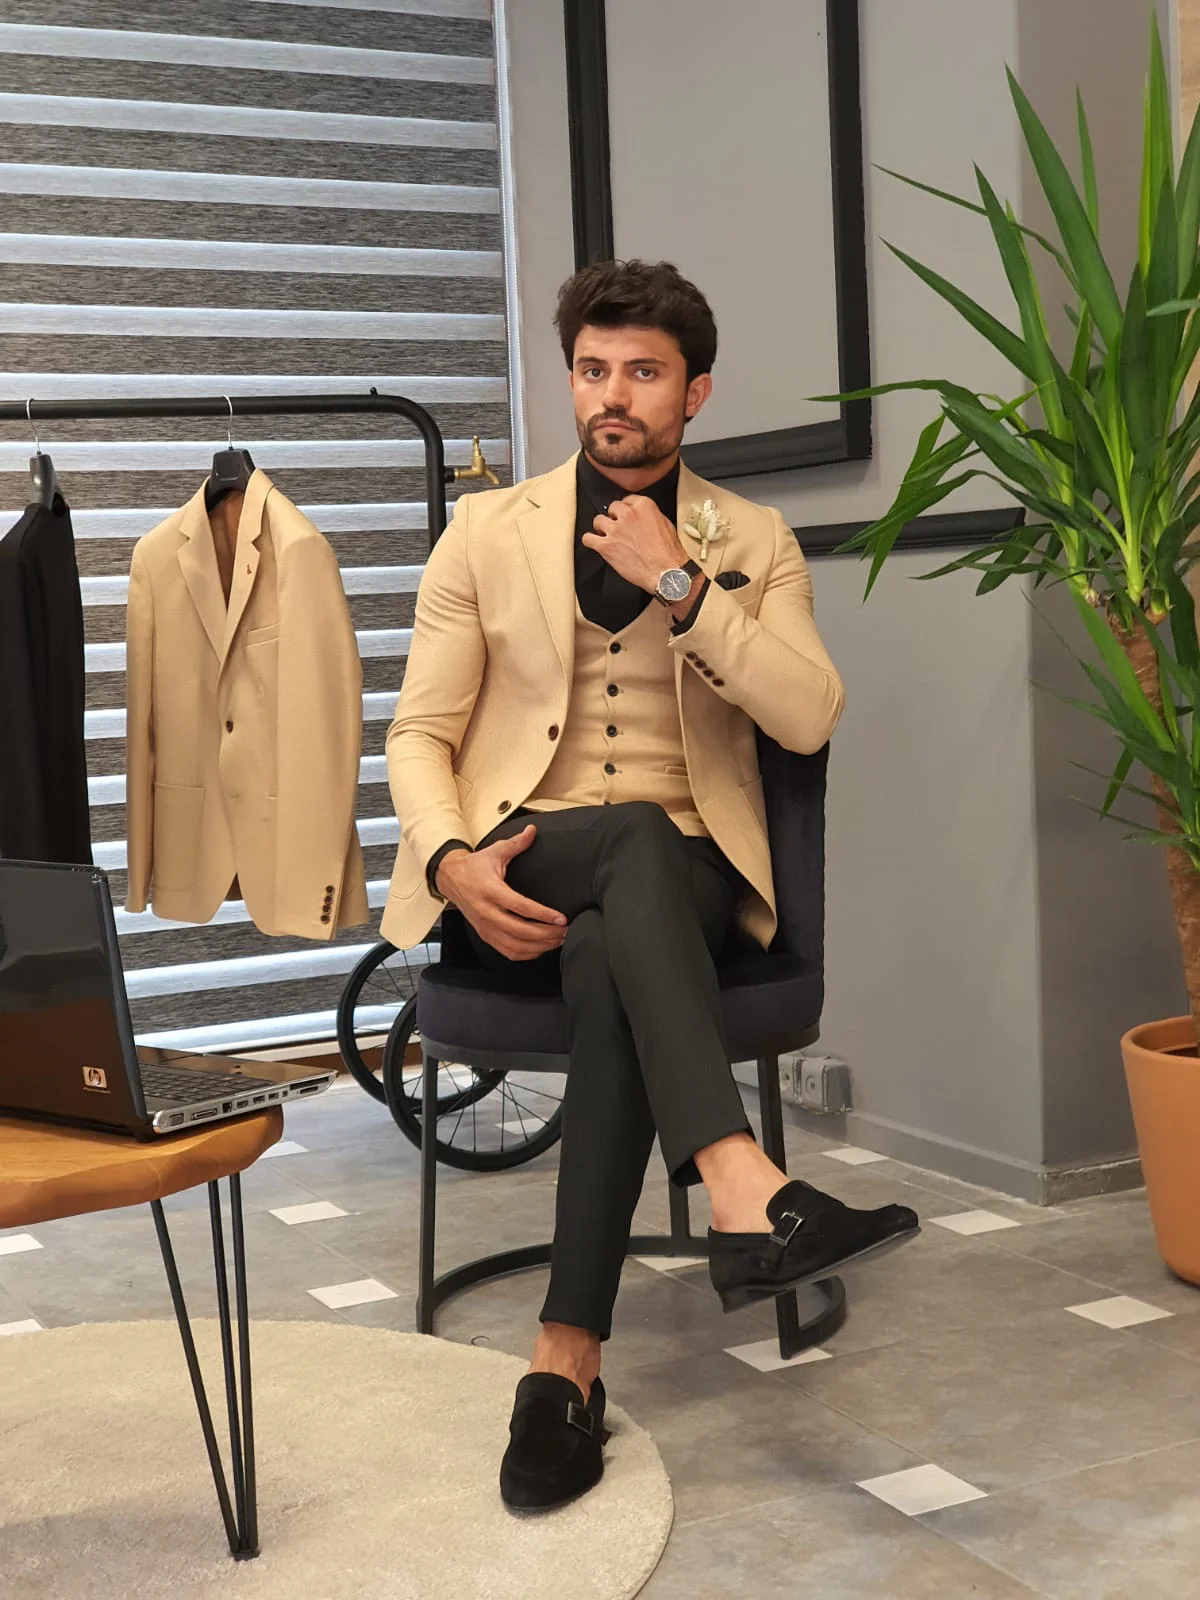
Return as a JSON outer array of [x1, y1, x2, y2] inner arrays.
[[785, 1053, 852, 1114]]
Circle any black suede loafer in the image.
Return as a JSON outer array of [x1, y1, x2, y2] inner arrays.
[[499, 1372, 609, 1513], [708, 1179, 920, 1313]]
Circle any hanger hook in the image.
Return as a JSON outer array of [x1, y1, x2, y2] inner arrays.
[[26, 398, 41, 455], [223, 395, 234, 450]]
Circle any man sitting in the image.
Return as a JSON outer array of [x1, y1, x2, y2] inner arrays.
[[382, 259, 918, 1512]]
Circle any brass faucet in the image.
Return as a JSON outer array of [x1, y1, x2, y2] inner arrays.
[[452, 435, 501, 487]]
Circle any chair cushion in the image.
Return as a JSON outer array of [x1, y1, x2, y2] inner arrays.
[[417, 948, 822, 1063]]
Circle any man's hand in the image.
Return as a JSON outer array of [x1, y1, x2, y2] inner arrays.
[[435, 824, 567, 961], [582, 495, 691, 595]]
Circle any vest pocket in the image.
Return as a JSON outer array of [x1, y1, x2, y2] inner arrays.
[[664, 764, 689, 777], [152, 781, 205, 891]]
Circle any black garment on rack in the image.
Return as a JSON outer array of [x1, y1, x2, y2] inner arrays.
[[0, 495, 93, 864]]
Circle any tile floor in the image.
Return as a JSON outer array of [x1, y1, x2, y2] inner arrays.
[[3, 1082, 1200, 1598]]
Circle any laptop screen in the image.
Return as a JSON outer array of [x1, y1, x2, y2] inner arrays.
[[0, 861, 140, 1121]]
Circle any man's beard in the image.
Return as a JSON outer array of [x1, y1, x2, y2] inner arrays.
[[578, 407, 684, 470]]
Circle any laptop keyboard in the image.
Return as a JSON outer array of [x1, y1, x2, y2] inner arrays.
[[139, 1064, 277, 1105]]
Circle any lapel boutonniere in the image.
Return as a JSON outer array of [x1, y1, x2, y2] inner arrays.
[[681, 499, 731, 563]]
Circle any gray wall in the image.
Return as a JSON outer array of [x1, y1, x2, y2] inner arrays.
[[501, 0, 1182, 1197]]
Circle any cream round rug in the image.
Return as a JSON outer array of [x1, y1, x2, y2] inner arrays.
[[0, 1320, 674, 1600]]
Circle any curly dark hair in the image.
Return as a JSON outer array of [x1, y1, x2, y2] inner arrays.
[[554, 259, 718, 382]]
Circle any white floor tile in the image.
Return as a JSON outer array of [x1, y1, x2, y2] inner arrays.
[[269, 1200, 348, 1226], [260, 1140, 309, 1159], [0, 1319, 42, 1336], [307, 1278, 398, 1310], [858, 1463, 987, 1516], [632, 1255, 708, 1273], [725, 1336, 834, 1373], [821, 1146, 888, 1166], [0, 1233, 42, 1256], [1066, 1294, 1174, 1329], [930, 1209, 1022, 1236]]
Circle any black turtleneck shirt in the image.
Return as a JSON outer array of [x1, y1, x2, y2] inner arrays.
[[424, 453, 709, 893]]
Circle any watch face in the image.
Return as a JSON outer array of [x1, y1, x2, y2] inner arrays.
[[657, 567, 692, 602]]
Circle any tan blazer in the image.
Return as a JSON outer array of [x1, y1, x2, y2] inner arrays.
[[382, 455, 843, 951], [125, 470, 369, 940]]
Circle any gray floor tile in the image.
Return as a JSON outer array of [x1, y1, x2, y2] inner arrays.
[[983, 1194, 1200, 1314], [1126, 1307, 1200, 1361], [782, 1307, 1200, 1494], [612, 1350, 921, 1525], [641, 1485, 1043, 1599], [927, 1437, 1200, 1600], [806, 1224, 1105, 1357]]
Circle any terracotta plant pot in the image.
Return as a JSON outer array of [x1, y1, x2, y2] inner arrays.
[[1121, 1016, 1200, 1286]]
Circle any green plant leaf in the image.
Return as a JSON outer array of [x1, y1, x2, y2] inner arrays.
[[884, 241, 1036, 378], [1007, 68, 1122, 347], [873, 165, 1073, 278]]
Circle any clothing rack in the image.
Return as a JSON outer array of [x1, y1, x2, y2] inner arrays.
[[0, 389, 450, 550]]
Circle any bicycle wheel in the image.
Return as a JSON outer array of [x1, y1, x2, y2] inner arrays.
[[381, 998, 565, 1171], [335, 939, 426, 1102]]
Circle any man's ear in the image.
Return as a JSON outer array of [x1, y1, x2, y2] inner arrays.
[[684, 372, 713, 422]]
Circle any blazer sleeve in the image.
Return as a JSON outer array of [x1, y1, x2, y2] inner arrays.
[[667, 508, 844, 753], [124, 541, 155, 912], [274, 532, 363, 940], [385, 494, 485, 874]]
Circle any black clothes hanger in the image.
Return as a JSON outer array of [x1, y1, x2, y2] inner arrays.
[[26, 400, 61, 509], [205, 397, 255, 512]]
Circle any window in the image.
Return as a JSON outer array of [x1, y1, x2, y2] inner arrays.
[[0, 0, 511, 1048]]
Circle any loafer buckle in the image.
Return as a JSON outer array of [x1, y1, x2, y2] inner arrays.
[[768, 1209, 804, 1250], [566, 1401, 595, 1437]]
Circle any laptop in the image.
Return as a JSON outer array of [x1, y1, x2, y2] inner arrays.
[[0, 858, 336, 1137]]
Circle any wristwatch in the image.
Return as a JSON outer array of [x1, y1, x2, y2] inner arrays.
[[654, 558, 702, 606]]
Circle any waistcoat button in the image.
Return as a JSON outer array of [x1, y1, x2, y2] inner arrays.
[[606, 684, 619, 697], [604, 762, 616, 775]]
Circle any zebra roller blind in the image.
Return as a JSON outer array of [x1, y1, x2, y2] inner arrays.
[[0, 0, 510, 1050]]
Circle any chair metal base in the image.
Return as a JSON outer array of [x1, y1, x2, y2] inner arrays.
[[417, 1046, 849, 1363], [419, 1235, 847, 1358], [150, 1174, 259, 1561]]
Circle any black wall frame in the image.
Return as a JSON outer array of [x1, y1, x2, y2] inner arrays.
[[563, 0, 872, 481]]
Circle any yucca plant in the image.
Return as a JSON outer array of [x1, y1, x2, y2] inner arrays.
[[837, 16, 1200, 1043]]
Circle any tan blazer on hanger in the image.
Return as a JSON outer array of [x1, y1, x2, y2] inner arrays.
[[381, 454, 843, 952], [125, 469, 369, 940]]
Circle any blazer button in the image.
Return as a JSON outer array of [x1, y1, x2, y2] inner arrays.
[[685, 652, 697, 663], [225, 719, 233, 733], [325, 884, 335, 894], [498, 799, 511, 813], [712, 677, 725, 687], [320, 913, 331, 924], [548, 724, 559, 740]]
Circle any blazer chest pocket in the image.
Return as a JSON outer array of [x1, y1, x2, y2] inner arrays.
[[244, 622, 280, 646], [152, 781, 205, 891]]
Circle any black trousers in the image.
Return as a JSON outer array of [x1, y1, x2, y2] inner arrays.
[[466, 801, 752, 1341]]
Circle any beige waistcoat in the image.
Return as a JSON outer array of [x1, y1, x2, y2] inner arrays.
[[524, 597, 708, 835]]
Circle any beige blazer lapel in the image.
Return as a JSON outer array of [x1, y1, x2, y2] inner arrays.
[[176, 484, 226, 663], [219, 469, 273, 666], [676, 461, 733, 587], [673, 462, 734, 705], [515, 455, 578, 684]]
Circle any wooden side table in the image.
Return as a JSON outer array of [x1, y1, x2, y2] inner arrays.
[[0, 1109, 283, 1560]]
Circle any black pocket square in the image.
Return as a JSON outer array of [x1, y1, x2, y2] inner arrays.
[[716, 570, 750, 590]]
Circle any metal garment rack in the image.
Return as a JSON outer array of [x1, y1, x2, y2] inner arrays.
[[0, 388, 448, 1560], [0, 388, 450, 552]]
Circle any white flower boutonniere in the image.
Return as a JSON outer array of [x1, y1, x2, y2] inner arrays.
[[681, 499, 731, 563]]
